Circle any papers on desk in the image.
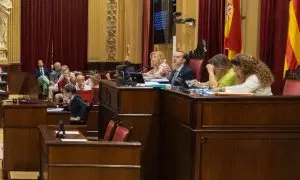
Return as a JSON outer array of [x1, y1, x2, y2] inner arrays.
[[47, 108, 64, 112], [145, 82, 159, 86], [148, 78, 169, 83], [55, 131, 80, 135], [61, 139, 87, 142]]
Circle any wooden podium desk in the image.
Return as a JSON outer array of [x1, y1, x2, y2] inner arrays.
[[99, 80, 159, 180], [39, 125, 141, 180], [160, 89, 300, 180], [100, 80, 300, 180], [1, 101, 57, 175], [47, 105, 99, 137]]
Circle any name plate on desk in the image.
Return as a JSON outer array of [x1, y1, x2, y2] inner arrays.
[[55, 131, 80, 135]]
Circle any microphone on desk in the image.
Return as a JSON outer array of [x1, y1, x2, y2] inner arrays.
[[135, 67, 149, 73]]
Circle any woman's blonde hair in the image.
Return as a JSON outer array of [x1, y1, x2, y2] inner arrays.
[[232, 54, 274, 88], [150, 51, 166, 65]]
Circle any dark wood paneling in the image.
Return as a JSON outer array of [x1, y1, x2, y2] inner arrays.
[[161, 91, 192, 125], [118, 116, 159, 179], [119, 90, 159, 114], [4, 128, 40, 171], [160, 119, 193, 180], [200, 100, 300, 127], [200, 133, 300, 180], [87, 62, 122, 72], [160, 89, 300, 180], [49, 167, 140, 180], [40, 125, 141, 180], [99, 80, 159, 180], [87, 62, 141, 72]]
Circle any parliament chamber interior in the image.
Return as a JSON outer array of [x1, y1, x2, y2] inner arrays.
[[0, 0, 299, 179]]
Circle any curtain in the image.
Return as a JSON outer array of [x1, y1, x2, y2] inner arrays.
[[198, 0, 225, 59], [52, 0, 88, 71], [142, 0, 153, 67], [21, 0, 53, 73], [260, 0, 290, 94]]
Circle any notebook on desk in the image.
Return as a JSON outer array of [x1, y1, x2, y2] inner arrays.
[[215, 92, 254, 96]]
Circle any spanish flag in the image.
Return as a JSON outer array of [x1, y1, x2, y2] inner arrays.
[[224, 0, 242, 60], [284, 0, 300, 76]]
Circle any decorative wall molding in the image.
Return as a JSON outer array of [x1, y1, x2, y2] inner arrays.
[[106, 0, 117, 61]]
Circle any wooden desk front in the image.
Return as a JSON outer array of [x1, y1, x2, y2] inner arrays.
[[39, 125, 141, 180], [100, 80, 300, 180], [99, 80, 159, 180], [47, 106, 99, 137], [2, 101, 57, 174], [160, 90, 300, 180]]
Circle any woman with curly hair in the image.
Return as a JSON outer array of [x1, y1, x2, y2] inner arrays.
[[143, 51, 171, 78], [224, 54, 274, 95]]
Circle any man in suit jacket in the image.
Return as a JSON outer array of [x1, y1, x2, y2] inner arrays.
[[35, 60, 51, 98], [169, 51, 195, 86], [64, 84, 89, 123]]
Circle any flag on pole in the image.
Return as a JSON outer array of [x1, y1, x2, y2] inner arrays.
[[284, 0, 300, 76], [224, 0, 242, 60]]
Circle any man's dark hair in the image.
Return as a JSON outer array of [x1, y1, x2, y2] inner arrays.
[[64, 84, 76, 94]]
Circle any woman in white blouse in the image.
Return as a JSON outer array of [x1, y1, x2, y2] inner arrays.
[[224, 54, 274, 95]]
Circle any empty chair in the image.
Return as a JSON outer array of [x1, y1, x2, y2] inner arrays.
[[103, 120, 117, 141], [189, 59, 204, 81], [112, 126, 130, 142], [283, 79, 300, 95]]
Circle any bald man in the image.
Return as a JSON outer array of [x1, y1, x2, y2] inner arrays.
[[76, 75, 92, 91]]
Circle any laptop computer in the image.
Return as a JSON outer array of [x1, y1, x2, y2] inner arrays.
[[130, 73, 145, 84]]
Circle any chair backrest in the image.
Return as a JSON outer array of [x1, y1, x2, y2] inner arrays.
[[283, 79, 300, 95], [104, 120, 117, 141], [77, 90, 93, 105], [112, 126, 130, 142], [188, 59, 204, 81]]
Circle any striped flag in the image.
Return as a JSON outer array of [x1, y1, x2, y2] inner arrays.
[[284, 0, 300, 76], [224, 0, 242, 60]]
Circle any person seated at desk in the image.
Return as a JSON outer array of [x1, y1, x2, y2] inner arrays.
[[48, 62, 62, 101], [143, 51, 171, 78], [193, 54, 236, 88], [64, 84, 89, 123], [76, 75, 92, 90], [169, 51, 195, 86], [220, 54, 273, 95], [35, 60, 50, 99]]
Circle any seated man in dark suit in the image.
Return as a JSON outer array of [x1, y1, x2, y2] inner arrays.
[[63, 84, 89, 123], [169, 51, 195, 86], [35, 60, 50, 99]]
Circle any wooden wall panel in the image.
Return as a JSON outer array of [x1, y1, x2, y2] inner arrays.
[[175, 0, 199, 52], [88, 0, 108, 62], [124, 0, 143, 64], [241, 0, 261, 58], [88, 0, 142, 64], [6, 0, 21, 65]]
